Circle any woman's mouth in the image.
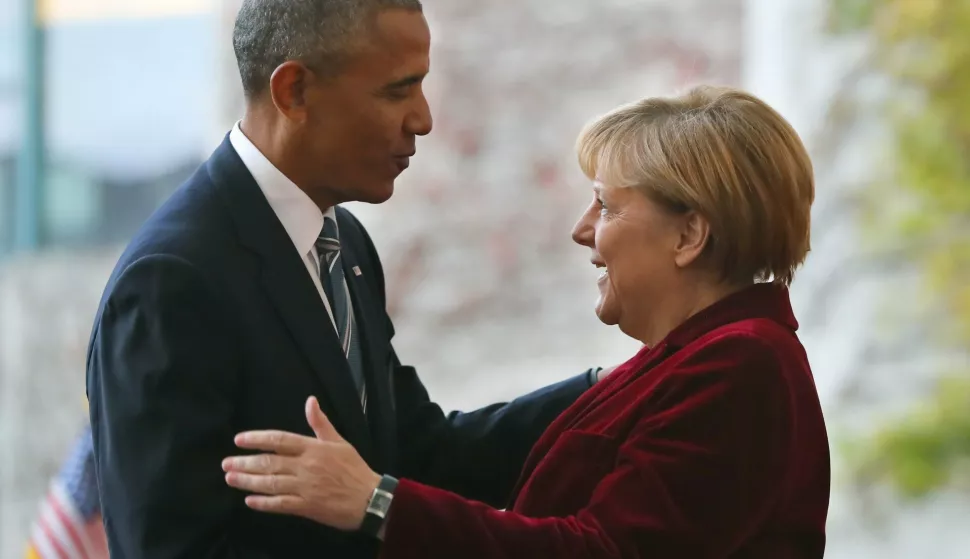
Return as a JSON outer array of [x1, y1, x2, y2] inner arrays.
[[596, 265, 609, 283], [591, 259, 608, 283]]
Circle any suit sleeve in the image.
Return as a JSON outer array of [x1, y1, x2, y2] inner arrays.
[[391, 352, 594, 507], [87, 254, 267, 559], [379, 334, 795, 559], [344, 210, 593, 507]]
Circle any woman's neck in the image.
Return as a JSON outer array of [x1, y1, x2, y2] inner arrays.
[[627, 280, 751, 348]]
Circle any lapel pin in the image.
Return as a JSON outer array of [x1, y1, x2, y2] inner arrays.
[[353, 266, 362, 276]]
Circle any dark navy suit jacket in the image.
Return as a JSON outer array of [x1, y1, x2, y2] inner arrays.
[[86, 136, 593, 558]]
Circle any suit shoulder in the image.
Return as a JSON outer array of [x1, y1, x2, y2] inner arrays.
[[116, 166, 235, 271], [100, 167, 239, 303]]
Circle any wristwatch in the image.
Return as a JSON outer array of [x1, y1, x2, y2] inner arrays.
[[360, 474, 398, 539]]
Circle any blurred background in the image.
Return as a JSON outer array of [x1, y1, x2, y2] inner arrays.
[[1, 0, 968, 557]]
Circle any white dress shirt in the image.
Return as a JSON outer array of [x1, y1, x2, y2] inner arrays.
[[229, 122, 340, 332]]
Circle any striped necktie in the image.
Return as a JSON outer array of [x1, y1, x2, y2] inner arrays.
[[316, 216, 367, 412]]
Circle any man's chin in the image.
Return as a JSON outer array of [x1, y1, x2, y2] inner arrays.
[[356, 182, 396, 204]]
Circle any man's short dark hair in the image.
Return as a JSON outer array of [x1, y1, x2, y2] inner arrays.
[[233, 0, 423, 99]]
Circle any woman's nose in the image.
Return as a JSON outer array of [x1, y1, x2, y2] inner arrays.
[[571, 208, 595, 248]]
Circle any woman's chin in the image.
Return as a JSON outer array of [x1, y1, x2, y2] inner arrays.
[[594, 300, 620, 326]]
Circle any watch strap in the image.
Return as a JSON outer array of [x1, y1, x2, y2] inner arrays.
[[360, 474, 398, 537]]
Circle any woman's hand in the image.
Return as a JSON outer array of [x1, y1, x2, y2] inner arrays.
[[597, 365, 619, 382], [222, 396, 381, 531]]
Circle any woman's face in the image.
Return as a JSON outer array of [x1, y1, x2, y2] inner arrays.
[[571, 182, 688, 337]]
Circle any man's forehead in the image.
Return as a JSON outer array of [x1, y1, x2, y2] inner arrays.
[[363, 8, 430, 53], [342, 12, 430, 82]]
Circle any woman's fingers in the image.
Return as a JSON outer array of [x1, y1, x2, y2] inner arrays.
[[234, 430, 310, 454], [305, 396, 340, 441], [222, 453, 295, 475], [225, 471, 298, 496], [244, 494, 306, 515]]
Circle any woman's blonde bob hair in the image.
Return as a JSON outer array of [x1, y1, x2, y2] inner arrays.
[[576, 85, 815, 286]]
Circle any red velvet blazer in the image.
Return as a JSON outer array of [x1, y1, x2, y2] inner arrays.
[[382, 284, 830, 558]]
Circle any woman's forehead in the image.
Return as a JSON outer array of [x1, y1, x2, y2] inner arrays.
[[592, 179, 625, 194]]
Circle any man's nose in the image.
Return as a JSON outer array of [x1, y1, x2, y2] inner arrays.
[[405, 92, 433, 137]]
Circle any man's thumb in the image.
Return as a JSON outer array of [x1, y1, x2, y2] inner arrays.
[[305, 396, 337, 440]]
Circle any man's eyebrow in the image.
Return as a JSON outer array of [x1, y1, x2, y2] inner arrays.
[[383, 73, 427, 89]]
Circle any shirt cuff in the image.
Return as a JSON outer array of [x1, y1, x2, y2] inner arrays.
[[586, 367, 603, 387]]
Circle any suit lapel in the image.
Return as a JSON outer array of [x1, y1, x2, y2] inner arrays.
[[257, 263, 374, 460], [562, 344, 670, 432], [207, 136, 374, 460], [335, 211, 394, 470]]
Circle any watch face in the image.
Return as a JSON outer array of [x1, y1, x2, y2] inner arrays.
[[366, 489, 394, 517]]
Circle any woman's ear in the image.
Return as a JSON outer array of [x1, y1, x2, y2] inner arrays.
[[673, 211, 710, 268]]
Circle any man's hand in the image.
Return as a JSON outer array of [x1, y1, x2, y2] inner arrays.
[[223, 397, 381, 531]]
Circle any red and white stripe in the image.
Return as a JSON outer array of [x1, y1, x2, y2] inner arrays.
[[27, 482, 108, 559]]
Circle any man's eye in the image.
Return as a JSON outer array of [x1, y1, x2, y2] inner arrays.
[[385, 88, 410, 100]]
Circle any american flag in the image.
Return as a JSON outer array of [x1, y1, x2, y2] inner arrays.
[[25, 425, 108, 559]]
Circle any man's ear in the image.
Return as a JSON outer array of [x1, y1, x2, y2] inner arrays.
[[673, 211, 710, 268], [269, 61, 312, 121]]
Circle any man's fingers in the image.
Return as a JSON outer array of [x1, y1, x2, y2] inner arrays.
[[224, 471, 297, 496], [234, 430, 310, 454]]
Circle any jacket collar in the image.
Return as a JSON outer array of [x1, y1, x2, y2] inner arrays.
[[662, 282, 798, 350]]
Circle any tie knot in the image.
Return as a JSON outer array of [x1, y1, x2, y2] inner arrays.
[[317, 216, 340, 254]]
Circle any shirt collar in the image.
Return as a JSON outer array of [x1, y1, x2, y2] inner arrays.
[[229, 121, 336, 258]]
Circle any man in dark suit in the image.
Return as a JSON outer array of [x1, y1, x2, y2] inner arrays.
[[86, 1, 607, 557]]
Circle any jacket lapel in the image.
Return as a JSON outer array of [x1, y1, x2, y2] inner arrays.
[[335, 210, 395, 471], [561, 345, 670, 432], [506, 345, 666, 505], [207, 136, 374, 460]]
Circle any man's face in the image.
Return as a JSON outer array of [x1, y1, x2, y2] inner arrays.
[[296, 9, 432, 205]]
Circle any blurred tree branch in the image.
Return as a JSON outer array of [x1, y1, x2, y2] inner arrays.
[[824, 0, 970, 499]]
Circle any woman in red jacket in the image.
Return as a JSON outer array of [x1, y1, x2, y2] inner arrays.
[[222, 85, 830, 558]]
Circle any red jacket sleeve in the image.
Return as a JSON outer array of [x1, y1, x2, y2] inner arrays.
[[380, 333, 796, 559]]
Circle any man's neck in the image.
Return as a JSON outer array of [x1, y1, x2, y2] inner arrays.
[[239, 112, 285, 173], [239, 112, 339, 211]]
